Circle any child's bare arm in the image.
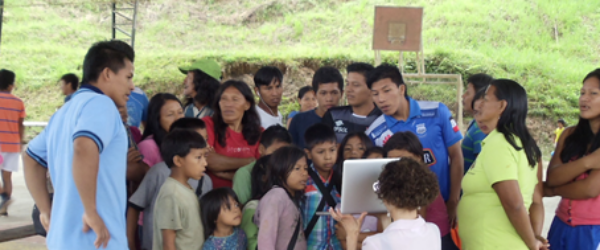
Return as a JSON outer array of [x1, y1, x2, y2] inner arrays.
[[19, 118, 24, 143], [162, 229, 177, 250], [126, 207, 139, 250]]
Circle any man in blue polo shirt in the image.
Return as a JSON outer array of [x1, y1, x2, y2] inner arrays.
[[365, 64, 464, 225], [23, 40, 135, 250]]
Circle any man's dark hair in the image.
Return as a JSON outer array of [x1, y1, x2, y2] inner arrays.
[[161, 129, 207, 168], [312, 66, 344, 92], [169, 117, 206, 131], [260, 125, 292, 148], [557, 119, 567, 126], [347, 62, 374, 79], [0, 69, 16, 90], [383, 131, 424, 160], [82, 40, 134, 85], [298, 86, 314, 99], [185, 69, 221, 108], [366, 64, 406, 96], [467, 73, 493, 92], [377, 158, 439, 210], [304, 123, 337, 149], [254, 66, 283, 88], [60, 73, 80, 91]]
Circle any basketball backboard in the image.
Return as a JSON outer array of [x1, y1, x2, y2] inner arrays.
[[372, 6, 423, 51]]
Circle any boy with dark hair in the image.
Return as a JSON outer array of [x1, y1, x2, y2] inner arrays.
[[59, 73, 79, 102], [289, 66, 344, 148], [0, 69, 25, 215], [127, 118, 212, 250], [24, 40, 135, 249], [153, 129, 209, 250], [254, 66, 285, 129], [303, 123, 342, 249], [232, 124, 292, 205], [365, 64, 464, 228], [323, 62, 381, 142]]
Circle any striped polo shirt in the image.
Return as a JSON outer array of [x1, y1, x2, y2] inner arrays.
[[461, 120, 486, 174], [0, 92, 25, 152]]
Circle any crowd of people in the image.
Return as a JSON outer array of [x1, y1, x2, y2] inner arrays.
[[0, 39, 597, 250]]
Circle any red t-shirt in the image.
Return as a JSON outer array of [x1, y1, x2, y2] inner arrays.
[[203, 117, 261, 188]]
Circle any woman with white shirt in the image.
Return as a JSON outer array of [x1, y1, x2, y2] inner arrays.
[[330, 158, 441, 250]]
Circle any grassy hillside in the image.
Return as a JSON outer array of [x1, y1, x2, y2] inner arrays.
[[1, 0, 599, 125]]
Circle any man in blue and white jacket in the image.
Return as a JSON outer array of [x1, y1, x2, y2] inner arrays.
[[365, 64, 464, 226]]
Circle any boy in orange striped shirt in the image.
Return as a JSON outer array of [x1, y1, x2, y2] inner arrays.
[[0, 69, 25, 215]]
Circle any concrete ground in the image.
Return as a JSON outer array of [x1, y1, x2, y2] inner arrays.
[[0, 167, 47, 250], [0, 163, 561, 249]]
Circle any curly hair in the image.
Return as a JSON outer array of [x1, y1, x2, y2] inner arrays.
[[377, 158, 439, 210]]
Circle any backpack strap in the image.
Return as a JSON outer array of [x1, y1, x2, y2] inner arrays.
[[287, 215, 302, 250], [308, 168, 337, 207], [303, 168, 338, 238], [195, 176, 204, 197]]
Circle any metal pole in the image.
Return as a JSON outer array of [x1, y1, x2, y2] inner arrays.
[[0, 0, 4, 52], [131, 0, 137, 50], [111, 2, 116, 40]]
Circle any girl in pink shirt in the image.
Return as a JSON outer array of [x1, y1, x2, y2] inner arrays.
[[138, 93, 184, 167], [545, 69, 600, 250], [331, 158, 442, 250], [255, 146, 309, 250]]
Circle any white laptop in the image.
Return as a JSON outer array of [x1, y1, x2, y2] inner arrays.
[[340, 158, 400, 214]]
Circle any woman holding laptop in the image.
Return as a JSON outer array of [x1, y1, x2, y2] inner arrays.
[[330, 158, 441, 250]]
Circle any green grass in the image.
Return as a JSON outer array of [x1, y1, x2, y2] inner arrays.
[[1, 0, 599, 128]]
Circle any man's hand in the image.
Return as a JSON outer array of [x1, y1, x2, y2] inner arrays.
[[40, 212, 51, 232], [82, 211, 111, 249], [446, 199, 458, 228]]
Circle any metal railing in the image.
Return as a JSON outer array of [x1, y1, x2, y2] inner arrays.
[[24, 121, 48, 127]]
